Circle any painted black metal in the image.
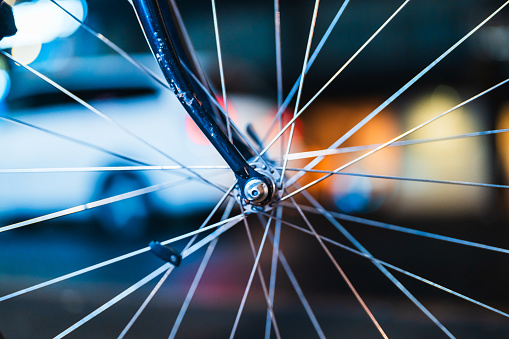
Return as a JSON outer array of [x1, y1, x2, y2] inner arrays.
[[149, 241, 182, 266], [132, 0, 273, 202], [0, 2, 17, 41], [160, 0, 258, 162]]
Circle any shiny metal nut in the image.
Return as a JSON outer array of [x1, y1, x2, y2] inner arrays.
[[244, 178, 269, 203]]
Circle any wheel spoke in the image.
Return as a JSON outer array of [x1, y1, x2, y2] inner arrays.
[[55, 263, 173, 339], [118, 266, 174, 339], [0, 177, 230, 233], [283, 202, 509, 258], [281, 167, 509, 189], [287, 128, 509, 160], [48, 0, 170, 91], [273, 207, 509, 320], [261, 0, 351, 143], [1, 50, 226, 193], [258, 211, 327, 339], [288, 196, 388, 338], [230, 212, 277, 339], [0, 180, 181, 233], [0, 215, 243, 303], [168, 197, 236, 339], [210, 0, 232, 142], [239, 207, 282, 339], [263, 206, 282, 339], [282, 1, 509, 187], [283, 76, 509, 200], [274, 0, 285, 166], [297, 189, 455, 338], [0, 165, 230, 174], [279, 0, 320, 187], [1, 116, 149, 167], [260, 0, 410, 159], [274, 0, 283, 108]]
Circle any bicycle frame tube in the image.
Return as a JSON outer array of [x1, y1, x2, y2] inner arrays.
[[131, 0, 275, 203], [131, 0, 251, 176]]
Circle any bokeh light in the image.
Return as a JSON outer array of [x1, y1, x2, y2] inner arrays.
[[11, 43, 42, 65], [0, 69, 11, 101], [0, 0, 88, 64]]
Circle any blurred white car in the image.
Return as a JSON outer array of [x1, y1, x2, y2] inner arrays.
[[0, 54, 275, 237]]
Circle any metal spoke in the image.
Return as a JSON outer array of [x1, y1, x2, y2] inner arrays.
[[288, 196, 388, 338], [117, 186, 235, 338], [49, 0, 170, 90], [274, 1, 509, 188], [279, 0, 320, 187], [0, 215, 243, 303], [257, 212, 326, 339], [0, 180, 180, 233], [277, 249, 326, 338], [273, 208, 509, 319], [259, 0, 410, 159], [263, 206, 282, 339], [55, 213, 241, 339], [230, 213, 276, 339], [0, 178, 230, 234], [281, 167, 509, 189], [1, 116, 149, 167], [0, 165, 230, 174], [274, 0, 285, 167], [168, 198, 236, 339], [274, 0, 283, 108], [210, 0, 232, 142], [239, 208, 282, 339], [118, 266, 174, 339], [297, 189, 455, 338], [287, 128, 509, 160], [1, 50, 226, 193], [283, 76, 509, 200], [261, 0, 351, 143], [285, 203, 509, 255]]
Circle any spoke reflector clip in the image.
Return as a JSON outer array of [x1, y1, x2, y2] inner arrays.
[[149, 241, 182, 267]]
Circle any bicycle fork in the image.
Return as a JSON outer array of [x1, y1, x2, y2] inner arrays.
[[131, 0, 281, 209]]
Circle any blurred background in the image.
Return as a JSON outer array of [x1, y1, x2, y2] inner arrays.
[[1, 0, 509, 337]]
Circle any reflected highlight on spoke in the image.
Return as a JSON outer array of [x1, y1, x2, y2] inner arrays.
[[283, 77, 509, 200], [282, 167, 509, 189], [273, 207, 509, 319], [1, 51, 226, 194], [283, 1, 509, 188], [287, 128, 509, 160], [260, 0, 410, 160], [298, 189, 454, 337], [279, 0, 320, 187]]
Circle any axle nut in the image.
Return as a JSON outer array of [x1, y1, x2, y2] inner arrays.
[[244, 178, 269, 203]]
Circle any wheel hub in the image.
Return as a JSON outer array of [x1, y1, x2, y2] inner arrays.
[[238, 160, 282, 213]]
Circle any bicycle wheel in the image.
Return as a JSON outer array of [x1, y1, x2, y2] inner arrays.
[[1, 0, 509, 338]]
